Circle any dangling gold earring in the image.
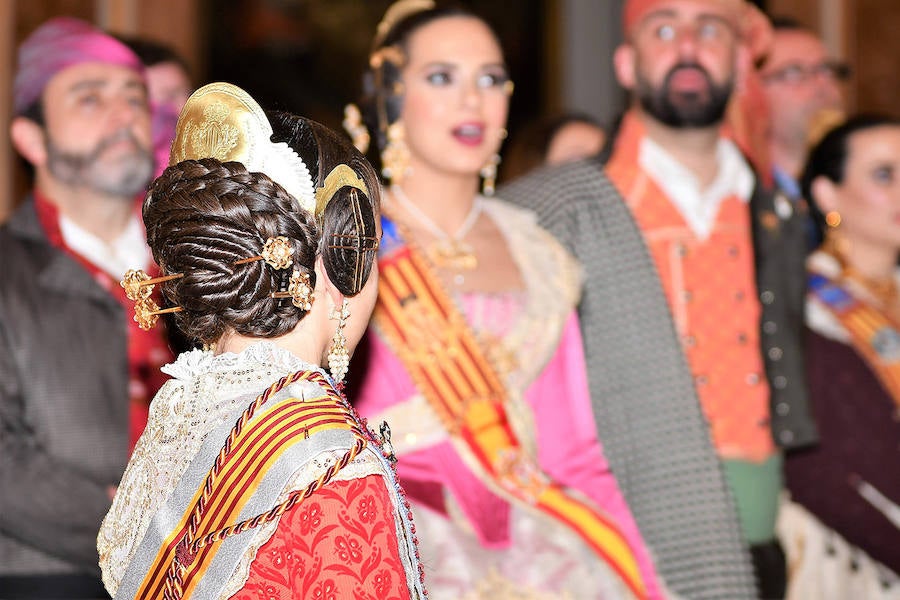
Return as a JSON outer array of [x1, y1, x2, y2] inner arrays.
[[381, 122, 410, 184], [480, 153, 501, 196], [327, 300, 351, 383], [825, 211, 842, 228]]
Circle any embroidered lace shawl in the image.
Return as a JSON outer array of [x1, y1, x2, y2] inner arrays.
[[98, 342, 417, 598]]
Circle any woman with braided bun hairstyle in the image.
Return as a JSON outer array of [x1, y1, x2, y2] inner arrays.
[[345, 2, 664, 599], [97, 83, 425, 600]]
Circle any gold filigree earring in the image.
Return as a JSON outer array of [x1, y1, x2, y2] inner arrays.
[[381, 122, 410, 184], [327, 300, 351, 383], [342, 104, 370, 154], [480, 153, 501, 196]]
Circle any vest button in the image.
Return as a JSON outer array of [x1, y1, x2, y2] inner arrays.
[[779, 430, 795, 444], [761, 290, 775, 304], [768, 346, 783, 361], [737, 332, 748, 344], [763, 321, 778, 334], [746, 372, 760, 385], [775, 402, 790, 416], [695, 374, 709, 386], [773, 375, 788, 389], [683, 335, 696, 348]]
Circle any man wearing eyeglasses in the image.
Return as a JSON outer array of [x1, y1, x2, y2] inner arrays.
[[760, 17, 847, 217]]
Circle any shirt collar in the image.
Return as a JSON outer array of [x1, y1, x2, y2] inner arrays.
[[638, 136, 755, 239]]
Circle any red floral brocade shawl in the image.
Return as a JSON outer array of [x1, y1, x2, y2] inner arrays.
[[233, 475, 412, 600]]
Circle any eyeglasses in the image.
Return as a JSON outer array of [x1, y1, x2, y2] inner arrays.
[[762, 61, 852, 85]]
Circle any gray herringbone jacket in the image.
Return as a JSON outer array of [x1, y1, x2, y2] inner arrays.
[[0, 198, 129, 577], [502, 160, 770, 600]]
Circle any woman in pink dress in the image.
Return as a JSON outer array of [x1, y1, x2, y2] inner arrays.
[[345, 2, 665, 598]]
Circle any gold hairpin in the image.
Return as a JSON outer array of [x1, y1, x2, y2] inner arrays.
[[121, 269, 183, 301], [271, 269, 314, 311], [121, 270, 185, 330], [133, 298, 184, 331], [314, 164, 369, 221], [233, 236, 294, 270], [122, 237, 302, 330]]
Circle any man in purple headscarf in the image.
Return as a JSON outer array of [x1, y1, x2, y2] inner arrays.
[[0, 17, 172, 598]]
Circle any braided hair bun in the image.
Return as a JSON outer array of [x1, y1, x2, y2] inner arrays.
[[143, 158, 319, 344]]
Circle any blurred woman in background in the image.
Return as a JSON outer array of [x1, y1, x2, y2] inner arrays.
[[345, 2, 662, 598], [501, 112, 606, 182], [779, 114, 900, 599]]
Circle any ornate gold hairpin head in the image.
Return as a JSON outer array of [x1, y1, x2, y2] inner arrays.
[[271, 269, 314, 311], [233, 236, 294, 270], [120, 270, 185, 330], [133, 297, 183, 331]]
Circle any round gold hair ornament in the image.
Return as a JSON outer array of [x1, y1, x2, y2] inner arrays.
[[170, 82, 321, 218]]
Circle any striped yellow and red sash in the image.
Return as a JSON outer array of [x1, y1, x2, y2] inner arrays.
[[373, 218, 647, 599], [135, 370, 366, 600], [810, 271, 900, 407]]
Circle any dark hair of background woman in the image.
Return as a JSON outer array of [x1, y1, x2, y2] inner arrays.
[[501, 112, 603, 182], [801, 114, 900, 237]]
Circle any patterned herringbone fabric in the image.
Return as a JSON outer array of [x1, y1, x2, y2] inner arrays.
[[501, 160, 758, 600]]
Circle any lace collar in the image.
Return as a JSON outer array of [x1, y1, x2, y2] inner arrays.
[[162, 340, 331, 383]]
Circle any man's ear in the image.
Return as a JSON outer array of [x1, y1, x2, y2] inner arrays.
[[613, 44, 637, 90], [10, 117, 47, 167]]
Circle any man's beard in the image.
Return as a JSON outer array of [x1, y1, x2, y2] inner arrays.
[[636, 61, 734, 128], [46, 129, 154, 199]]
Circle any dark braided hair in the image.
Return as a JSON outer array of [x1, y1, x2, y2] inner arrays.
[[143, 158, 319, 344], [268, 112, 381, 297]]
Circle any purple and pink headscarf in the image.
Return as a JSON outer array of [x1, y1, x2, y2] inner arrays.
[[13, 16, 143, 116]]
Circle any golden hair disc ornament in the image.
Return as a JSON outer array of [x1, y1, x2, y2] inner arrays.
[[169, 82, 318, 217]]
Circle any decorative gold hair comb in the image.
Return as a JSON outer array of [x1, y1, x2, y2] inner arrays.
[[170, 82, 321, 218], [122, 237, 315, 331]]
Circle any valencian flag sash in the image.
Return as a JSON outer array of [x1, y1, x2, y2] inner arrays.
[[809, 272, 900, 408], [124, 371, 373, 600], [373, 216, 648, 599]]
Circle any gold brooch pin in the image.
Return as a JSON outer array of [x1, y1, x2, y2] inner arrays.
[[271, 269, 314, 311], [233, 236, 294, 270]]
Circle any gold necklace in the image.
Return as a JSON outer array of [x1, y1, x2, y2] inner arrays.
[[390, 185, 482, 272]]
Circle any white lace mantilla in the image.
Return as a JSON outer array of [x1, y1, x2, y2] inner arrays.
[[97, 342, 341, 595]]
